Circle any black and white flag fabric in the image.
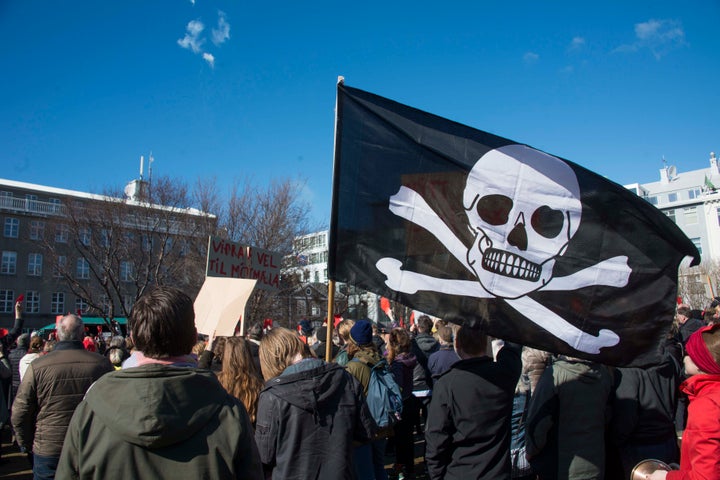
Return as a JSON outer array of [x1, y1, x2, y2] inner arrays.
[[328, 83, 700, 367]]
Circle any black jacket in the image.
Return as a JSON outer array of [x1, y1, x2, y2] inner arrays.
[[412, 333, 439, 392], [610, 339, 682, 445], [425, 343, 521, 480], [255, 359, 375, 480]]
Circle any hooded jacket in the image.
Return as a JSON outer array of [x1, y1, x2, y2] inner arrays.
[[525, 357, 613, 480], [255, 359, 375, 480], [666, 374, 720, 480], [390, 352, 417, 401], [425, 342, 521, 480], [56, 364, 263, 480]]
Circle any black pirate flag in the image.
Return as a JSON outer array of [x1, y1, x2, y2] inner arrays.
[[328, 83, 700, 367]]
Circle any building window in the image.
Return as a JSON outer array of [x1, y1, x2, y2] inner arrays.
[[79, 227, 91, 246], [75, 297, 89, 315], [647, 196, 658, 205], [667, 192, 678, 203], [100, 229, 110, 248], [691, 237, 703, 256], [29, 220, 45, 240], [142, 234, 152, 252], [26, 291, 40, 313], [51, 292, 65, 315], [55, 224, 69, 243], [688, 188, 702, 199], [76, 258, 90, 279], [53, 255, 67, 277], [100, 295, 112, 316], [120, 261, 133, 282], [4, 217, 19, 238], [684, 207, 698, 225], [0, 290, 14, 313], [717, 207, 720, 227], [123, 295, 134, 313], [1, 251, 17, 275], [664, 210, 676, 223], [49, 198, 62, 213], [28, 253, 43, 276]]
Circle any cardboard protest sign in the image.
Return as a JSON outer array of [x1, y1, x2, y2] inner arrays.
[[194, 276, 257, 337], [205, 236, 281, 292]]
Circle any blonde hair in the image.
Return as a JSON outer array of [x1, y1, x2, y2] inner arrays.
[[337, 319, 355, 343], [259, 327, 308, 381], [217, 337, 264, 424]]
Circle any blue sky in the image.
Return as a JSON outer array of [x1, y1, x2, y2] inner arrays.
[[1, 1, 718, 226]]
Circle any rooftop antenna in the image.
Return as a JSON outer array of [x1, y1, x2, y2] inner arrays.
[[139, 155, 145, 180], [148, 152, 154, 183]]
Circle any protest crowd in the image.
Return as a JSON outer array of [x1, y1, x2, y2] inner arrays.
[[1, 289, 719, 480]]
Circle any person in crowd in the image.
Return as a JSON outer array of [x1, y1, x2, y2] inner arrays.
[[245, 322, 264, 376], [0, 341, 13, 464], [425, 321, 521, 480], [297, 319, 314, 345], [346, 319, 388, 480], [9, 333, 29, 400], [217, 336, 264, 426], [675, 304, 704, 345], [12, 314, 114, 479], [104, 335, 130, 370], [522, 347, 551, 394], [648, 323, 720, 480], [334, 319, 356, 366], [427, 326, 459, 380], [19, 336, 44, 381], [703, 307, 717, 326], [509, 348, 538, 480], [56, 286, 263, 479], [387, 327, 418, 479], [372, 322, 386, 353], [312, 325, 339, 361], [525, 354, 613, 480], [609, 333, 682, 479], [411, 316, 438, 435], [2, 301, 25, 408], [255, 327, 374, 479], [82, 335, 96, 352]]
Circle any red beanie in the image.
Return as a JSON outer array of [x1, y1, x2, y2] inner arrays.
[[686, 324, 720, 375]]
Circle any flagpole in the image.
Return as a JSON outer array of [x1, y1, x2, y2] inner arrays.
[[326, 75, 345, 362]]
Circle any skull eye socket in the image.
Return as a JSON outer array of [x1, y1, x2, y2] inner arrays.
[[531, 206, 565, 238], [477, 194, 513, 226]]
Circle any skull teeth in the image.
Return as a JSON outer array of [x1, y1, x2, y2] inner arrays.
[[481, 248, 541, 282]]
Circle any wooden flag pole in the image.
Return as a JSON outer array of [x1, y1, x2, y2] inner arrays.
[[326, 280, 335, 362]]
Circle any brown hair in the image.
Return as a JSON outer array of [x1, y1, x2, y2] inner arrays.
[[387, 327, 411, 364], [455, 325, 488, 358], [259, 327, 308, 381], [337, 319, 355, 343], [28, 336, 44, 353], [129, 286, 196, 358], [217, 337, 264, 424]]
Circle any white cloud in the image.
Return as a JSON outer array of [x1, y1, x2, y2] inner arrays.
[[212, 11, 230, 45], [523, 51, 539, 64], [203, 52, 215, 68], [616, 19, 686, 60], [177, 20, 205, 53], [568, 36, 585, 51]]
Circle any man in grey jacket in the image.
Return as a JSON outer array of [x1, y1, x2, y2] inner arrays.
[[11, 314, 113, 479]]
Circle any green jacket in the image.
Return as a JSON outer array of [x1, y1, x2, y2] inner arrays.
[[57, 364, 263, 480], [345, 349, 384, 396]]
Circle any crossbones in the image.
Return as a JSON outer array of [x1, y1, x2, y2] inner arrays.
[[376, 144, 631, 354]]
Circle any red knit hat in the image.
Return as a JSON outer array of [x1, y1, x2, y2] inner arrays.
[[686, 324, 720, 375]]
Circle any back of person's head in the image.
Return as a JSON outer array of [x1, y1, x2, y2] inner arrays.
[[417, 315, 433, 333], [222, 337, 259, 378], [246, 322, 263, 342], [129, 286, 196, 359], [337, 319, 356, 343], [677, 305, 691, 317], [298, 319, 314, 337], [315, 327, 328, 344], [16, 333, 31, 349], [686, 324, 720, 374], [259, 327, 307, 381], [388, 327, 411, 355], [436, 326, 454, 345], [28, 335, 44, 353], [455, 325, 488, 358], [704, 309, 717, 326], [57, 314, 85, 342], [83, 336, 97, 352]]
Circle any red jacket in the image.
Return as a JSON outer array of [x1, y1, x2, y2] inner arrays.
[[667, 374, 720, 480]]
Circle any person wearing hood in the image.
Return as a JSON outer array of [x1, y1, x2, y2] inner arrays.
[[255, 327, 375, 479], [387, 327, 418, 479], [648, 323, 720, 480], [55, 287, 263, 480], [425, 321, 521, 480], [525, 354, 613, 480]]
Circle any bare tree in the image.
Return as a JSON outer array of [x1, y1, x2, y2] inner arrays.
[[41, 176, 216, 324], [678, 261, 719, 309], [217, 176, 317, 327]]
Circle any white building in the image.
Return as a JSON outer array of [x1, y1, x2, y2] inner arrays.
[[624, 152, 720, 262], [293, 230, 329, 283]]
